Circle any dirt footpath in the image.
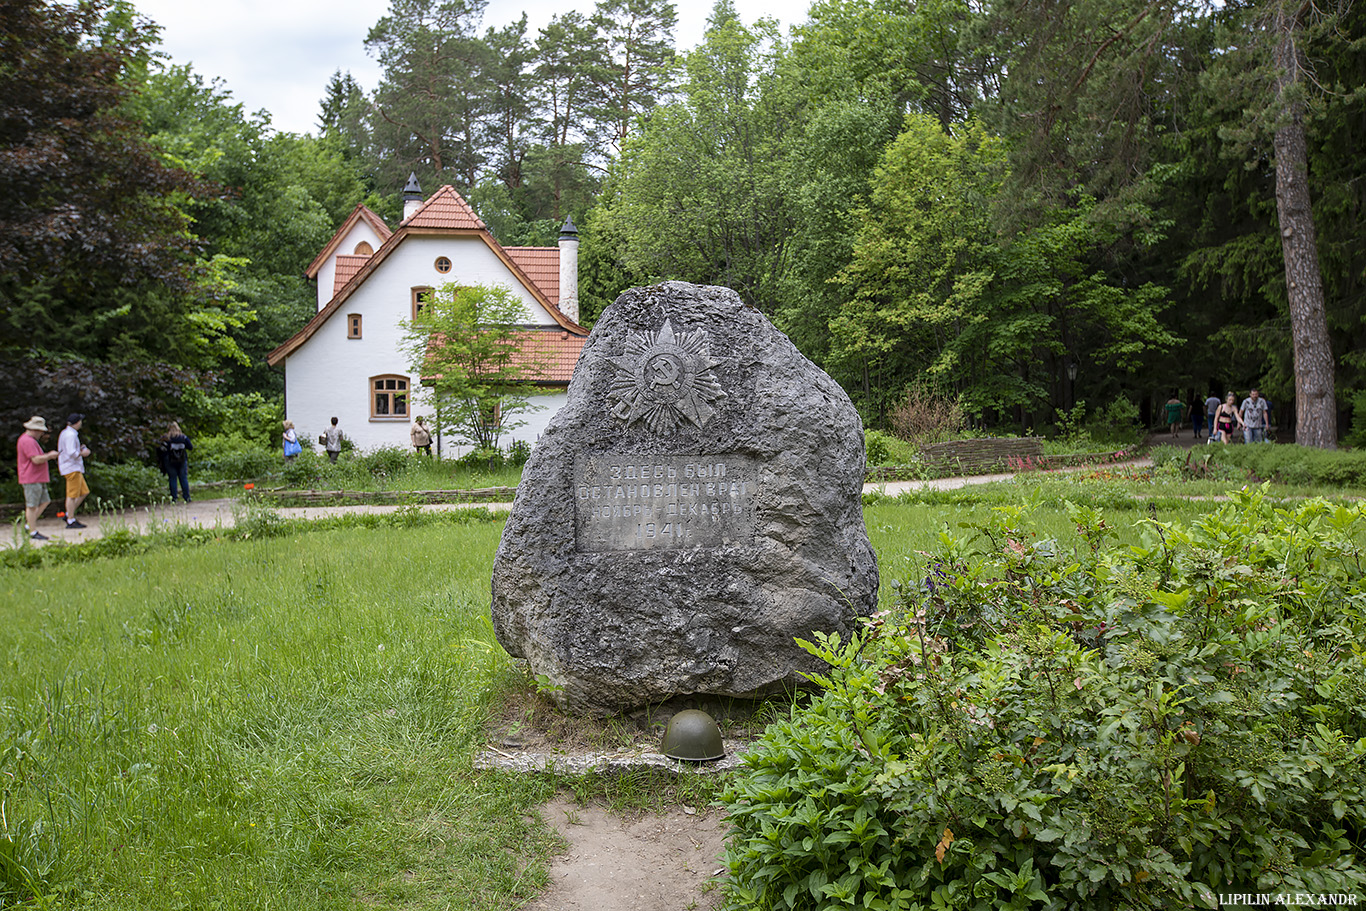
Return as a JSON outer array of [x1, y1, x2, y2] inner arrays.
[[524, 796, 728, 911]]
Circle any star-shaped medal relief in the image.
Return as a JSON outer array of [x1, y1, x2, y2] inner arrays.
[[605, 319, 728, 433]]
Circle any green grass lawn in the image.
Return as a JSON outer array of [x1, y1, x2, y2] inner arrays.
[[0, 489, 1337, 907], [0, 522, 556, 910]]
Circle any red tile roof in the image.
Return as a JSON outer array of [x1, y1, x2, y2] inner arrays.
[[504, 247, 560, 303], [305, 204, 390, 278], [509, 329, 586, 383], [404, 186, 488, 230], [420, 330, 584, 385], [333, 254, 369, 296]]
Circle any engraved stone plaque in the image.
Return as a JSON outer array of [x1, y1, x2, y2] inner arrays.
[[491, 282, 879, 714], [574, 453, 757, 551]]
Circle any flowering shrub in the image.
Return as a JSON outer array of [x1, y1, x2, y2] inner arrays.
[[722, 491, 1366, 909]]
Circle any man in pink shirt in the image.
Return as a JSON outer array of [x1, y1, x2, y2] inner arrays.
[[17, 416, 59, 540]]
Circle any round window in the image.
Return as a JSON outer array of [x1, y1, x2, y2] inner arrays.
[[435, 256, 452, 273]]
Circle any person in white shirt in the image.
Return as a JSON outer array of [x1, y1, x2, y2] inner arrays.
[[57, 413, 92, 528], [1240, 389, 1270, 444]]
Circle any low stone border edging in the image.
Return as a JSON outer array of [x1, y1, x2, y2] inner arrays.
[[474, 740, 749, 776]]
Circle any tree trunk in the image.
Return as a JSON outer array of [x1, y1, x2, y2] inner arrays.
[[1273, 2, 1336, 448]]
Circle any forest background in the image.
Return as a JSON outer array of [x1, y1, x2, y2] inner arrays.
[[1, 0, 1363, 464]]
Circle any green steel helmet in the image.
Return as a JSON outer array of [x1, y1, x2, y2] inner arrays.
[[660, 709, 725, 761]]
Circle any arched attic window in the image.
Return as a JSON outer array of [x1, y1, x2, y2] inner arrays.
[[354, 241, 374, 255]]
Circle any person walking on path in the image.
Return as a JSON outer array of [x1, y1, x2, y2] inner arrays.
[[1204, 392, 1221, 439], [411, 416, 434, 456], [282, 420, 301, 461], [323, 417, 344, 464], [1189, 395, 1203, 439], [57, 413, 92, 528], [1240, 389, 1270, 444], [16, 416, 59, 540], [157, 422, 194, 502], [1164, 393, 1185, 438], [1214, 393, 1242, 444]]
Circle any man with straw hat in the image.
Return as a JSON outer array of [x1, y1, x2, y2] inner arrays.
[[16, 416, 59, 540]]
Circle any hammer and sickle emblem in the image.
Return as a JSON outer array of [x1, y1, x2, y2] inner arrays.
[[649, 354, 682, 387]]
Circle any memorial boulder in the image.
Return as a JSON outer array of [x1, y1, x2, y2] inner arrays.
[[491, 282, 878, 713]]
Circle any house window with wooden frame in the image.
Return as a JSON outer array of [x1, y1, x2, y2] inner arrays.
[[434, 256, 452, 274], [354, 241, 374, 255], [370, 375, 410, 420], [347, 314, 362, 339], [412, 286, 433, 320], [478, 398, 501, 433]]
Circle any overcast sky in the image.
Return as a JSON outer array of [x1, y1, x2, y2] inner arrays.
[[131, 0, 801, 136]]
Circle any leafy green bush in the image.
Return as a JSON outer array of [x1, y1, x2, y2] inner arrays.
[[1346, 391, 1366, 450], [193, 432, 278, 480], [356, 445, 411, 480], [1152, 443, 1366, 488], [86, 460, 166, 509], [507, 439, 532, 466], [177, 388, 282, 450], [723, 492, 1366, 909], [280, 449, 328, 488], [1084, 396, 1143, 448], [864, 430, 919, 467], [456, 447, 506, 470], [865, 430, 896, 466], [1149, 445, 1254, 483]]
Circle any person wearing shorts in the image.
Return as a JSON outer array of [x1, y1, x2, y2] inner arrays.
[[1214, 393, 1242, 444], [57, 412, 92, 529], [16, 416, 59, 540]]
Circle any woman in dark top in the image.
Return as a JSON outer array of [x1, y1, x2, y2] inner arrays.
[[1213, 393, 1242, 445], [157, 421, 194, 502]]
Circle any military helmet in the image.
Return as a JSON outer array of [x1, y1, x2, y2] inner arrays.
[[660, 709, 725, 761]]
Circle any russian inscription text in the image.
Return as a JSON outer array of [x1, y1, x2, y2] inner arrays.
[[574, 453, 757, 551]]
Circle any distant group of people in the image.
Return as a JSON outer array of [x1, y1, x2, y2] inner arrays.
[[15, 414, 90, 541], [279, 416, 435, 460], [1164, 389, 1272, 445], [15, 414, 190, 541], [280, 417, 347, 463]]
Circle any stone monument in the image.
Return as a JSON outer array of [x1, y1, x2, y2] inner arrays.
[[491, 282, 878, 713]]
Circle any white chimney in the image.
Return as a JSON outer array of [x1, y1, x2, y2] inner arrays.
[[402, 172, 423, 222], [558, 215, 580, 324]]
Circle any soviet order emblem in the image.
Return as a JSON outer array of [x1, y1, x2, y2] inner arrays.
[[606, 318, 727, 433]]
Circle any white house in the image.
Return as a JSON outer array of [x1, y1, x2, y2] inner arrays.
[[267, 177, 588, 455]]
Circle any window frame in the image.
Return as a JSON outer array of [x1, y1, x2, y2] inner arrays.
[[354, 241, 374, 255], [478, 398, 502, 432], [411, 286, 432, 321], [369, 374, 411, 422], [434, 256, 452, 274], [347, 313, 362, 339]]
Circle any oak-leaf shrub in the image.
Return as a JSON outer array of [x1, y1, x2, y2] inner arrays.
[[722, 491, 1366, 909]]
